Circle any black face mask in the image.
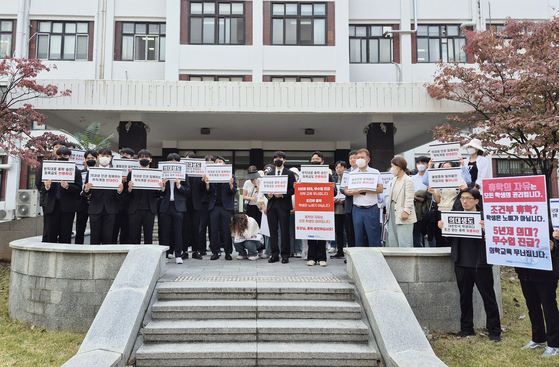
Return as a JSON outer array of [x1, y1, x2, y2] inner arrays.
[[86, 160, 96, 167], [139, 159, 150, 167], [58, 157, 69, 161], [310, 161, 321, 165], [274, 159, 283, 167]]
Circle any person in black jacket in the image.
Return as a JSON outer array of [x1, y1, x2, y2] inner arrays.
[[84, 148, 124, 245], [198, 155, 215, 255], [112, 147, 134, 244], [36, 146, 81, 243], [438, 188, 501, 342], [182, 152, 205, 260], [516, 228, 559, 357], [75, 150, 98, 244]]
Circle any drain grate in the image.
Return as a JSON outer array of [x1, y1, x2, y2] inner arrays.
[[174, 275, 341, 283]]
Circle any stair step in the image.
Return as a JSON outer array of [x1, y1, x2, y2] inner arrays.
[[144, 319, 369, 342], [151, 300, 362, 320], [136, 342, 379, 367]]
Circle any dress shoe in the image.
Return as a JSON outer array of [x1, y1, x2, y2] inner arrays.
[[200, 251, 208, 256], [330, 254, 344, 259], [210, 253, 220, 260], [192, 252, 203, 260], [281, 258, 289, 264], [181, 252, 189, 259], [225, 254, 232, 261], [268, 257, 280, 263]]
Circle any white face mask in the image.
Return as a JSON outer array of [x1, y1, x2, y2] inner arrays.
[[99, 157, 111, 166], [417, 164, 427, 172], [467, 148, 477, 155], [390, 167, 399, 176], [356, 158, 367, 168]]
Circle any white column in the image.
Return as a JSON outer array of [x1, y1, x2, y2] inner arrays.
[[399, 0, 413, 83], [251, 0, 263, 82], [165, 0, 181, 81], [100, 0, 116, 79], [14, 0, 30, 58], [334, 0, 350, 82]]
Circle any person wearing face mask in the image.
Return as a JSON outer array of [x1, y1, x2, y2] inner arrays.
[[112, 147, 134, 244], [84, 148, 124, 245], [344, 149, 384, 247], [463, 139, 489, 189], [339, 151, 359, 249], [411, 156, 430, 247], [75, 150, 98, 244], [126, 149, 162, 245], [198, 155, 215, 255], [384, 157, 417, 247], [243, 165, 262, 226], [182, 152, 206, 260], [36, 146, 82, 244]]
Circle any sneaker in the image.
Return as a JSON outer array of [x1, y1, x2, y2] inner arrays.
[[328, 248, 337, 254], [319, 261, 327, 267], [175, 257, 183, 264], [248, 256, 259, 261], [522, 341, 547, 350], [307, 260, 316, 266], [260, 254, 271, 259], [237, 255, 247, 260], [489, 335, 501, 343], [456, 330, 476, 337], [542, 347, 559, 357], [167, 253, 175, 259], [293, 253, 302, 258]]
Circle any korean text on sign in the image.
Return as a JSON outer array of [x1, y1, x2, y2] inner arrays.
[[41, 160, 76, 183], [347, 172, 379, 191], [112, 158, 141, 176], [428, 167, 462, 189], [180, 158, 206, 177], [300, 165, 330, 183], [440, 211, 482, 239], [70, 149, 86, 166], [205, 164, 233, 183], [130, 169, 163, 190], [158, 162, 186, 180], [294, 183, 335, 240], [87, 167, 122, 189], [429, 142, 461, 163], [260, 175, 288, 194]]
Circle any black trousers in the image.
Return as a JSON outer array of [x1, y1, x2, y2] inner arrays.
[[246, 204, 262, 226], [308, 240, 327, 262], [345, 212, 356, 247], [112, 208, 129, 244], [183, 201, 201, 253], [90, 208, 116, 245], [209, 205, 232, 255], [160, 203, 184, 257], [267, 205, 290, 259], [521, 279, 559, 347], [199, 202, 210, 251], [455, 265, 501, 336], [75, 203, 89, 244], [43, 200, 75, 244], [129, 209, 155, 245], [335, 213, 348, 256]]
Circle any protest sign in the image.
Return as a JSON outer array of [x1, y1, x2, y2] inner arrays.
[[347, 172, 379, 191], [429, 142, 461, 162], [483, 175, 552, 271], [294, 183, 335, 240], [300, 165, 330, 183], [87, 167, 122, 189], [340, 172, 350, 188], [158, 161, 186, 180], [41, 161, 76, 183], [334, 184, 346, 200], [428, 167, 462, 189], [379, 172, 393, 194], [70, 149, 86, 167], [205, 164, 232, 183], [260, 212, 270, 237], [130, 169, 163, 190], [112, 158, 141, 176], [180, 158, 206, 177], [260, 176, 288, 194], [550, 198, 559, 229], [440, 211, 483, 239]]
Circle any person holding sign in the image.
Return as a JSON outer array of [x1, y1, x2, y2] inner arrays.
[[438, 189, 501, 342], [182, 152, 206, 260], [331, 161, 349, 259], [112, 147, 135, 244], [464, 139, 490, 189], [344, 149, 383, 248], [384, 157, 416, 247], [243, 166, 262, 225], [36, 146, 82, 244]]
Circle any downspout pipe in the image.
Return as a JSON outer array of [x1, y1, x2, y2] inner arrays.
[[384, 0, 418, 35]]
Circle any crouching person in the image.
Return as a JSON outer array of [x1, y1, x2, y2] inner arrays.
[[230, 214, 262, 261]]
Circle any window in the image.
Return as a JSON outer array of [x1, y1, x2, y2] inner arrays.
[[271, 3, 327, 45], [349, 25, 393, 63], [0, 20, 13, 58], [270, 76, 327, 82], [190, 2, 245, 44], [121, 23, 166, 61], [188, 75, 245, 81], [36, 21, 89, 60], [416, 25, 467, 63], [495, 159, 541, 177]]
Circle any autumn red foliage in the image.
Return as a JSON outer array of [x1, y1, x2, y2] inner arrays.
[[0, 58, 71, 168]]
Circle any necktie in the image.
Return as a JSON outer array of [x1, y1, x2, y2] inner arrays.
[[56, 182, 62, 200]]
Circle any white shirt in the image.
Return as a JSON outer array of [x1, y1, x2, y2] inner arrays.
[[350, 166, 380, 206], [233, 216, 262, 243], [243, 179, 258, 205], [275, 168, 284, 176], [411, 173, 427, 191]]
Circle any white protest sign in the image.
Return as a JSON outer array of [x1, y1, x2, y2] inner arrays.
[[158, 162, 186, 180], [380, 172, 393, 194], [260, 212, 270, 237], [430, 142, 461, 163], [347, 172, 379, 191], [440, 211, 483, 239], [87, 167, 122, 189], [206, 164, 233, 183], [340, 172, 350, 188], [41, 161, 76, 183], [260, 176, 288, 194], [180, 158, 206, 177], [300, 165, 330, 183], [428, 167, 462, 189], [130, 169, 163, 190], [112, 158, 141, 176], [551, 198, 559, 229], [335, 184, 346, 200], [70, 149, 86, 167]]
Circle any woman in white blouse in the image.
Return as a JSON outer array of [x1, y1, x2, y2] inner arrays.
[[230, 214, 262, 261], [464, 138, 490, 189]]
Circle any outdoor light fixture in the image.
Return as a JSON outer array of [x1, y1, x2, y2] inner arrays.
[[305, 128, 315, 135], [201, 128, 211, 135]]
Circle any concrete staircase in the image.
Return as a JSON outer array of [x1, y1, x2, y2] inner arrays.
[[135, 282, 381, 366]]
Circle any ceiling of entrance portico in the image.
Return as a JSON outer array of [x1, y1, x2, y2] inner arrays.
[[42, 110, 454, 152]]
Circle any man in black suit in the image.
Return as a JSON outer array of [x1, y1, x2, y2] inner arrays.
[[160, 153, 190, 264], [84, 148, 124, 245], [75, 150, 98, 244], [198, 155, 215, 255], [36, 146, 81, 243], [265, 151, 296, 264], [340, 150, 358, 249], [112, 147, 134, 244], [126, 149, 161, 245], [182, 152, 205, 260], [202, 156, 237, 260]]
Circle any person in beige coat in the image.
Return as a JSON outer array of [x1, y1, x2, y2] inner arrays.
[[385, 157, 417, 247]]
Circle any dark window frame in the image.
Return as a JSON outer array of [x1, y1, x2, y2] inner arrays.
[[36, 21, 90, 61], [120, 22, 166, 62], [270, 76, 328, 82], [415, 24, 468, 63], [187, 75, 246, 81], [348, 25, 394, 64], [495, 158, 542, 177], [189, 1, 246, 45], [271, 2, 328, 46], [0, 20, 14, 59]]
